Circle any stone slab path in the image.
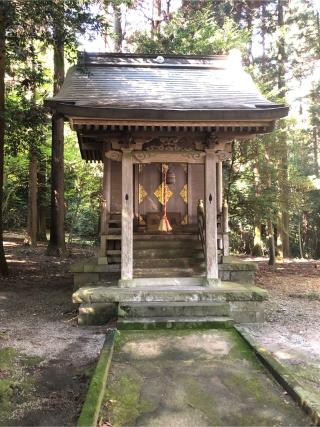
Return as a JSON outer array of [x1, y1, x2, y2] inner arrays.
[[100, 329, 310, 426]]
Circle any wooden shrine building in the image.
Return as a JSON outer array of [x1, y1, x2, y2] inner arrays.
[[46, 52, 288, 325]]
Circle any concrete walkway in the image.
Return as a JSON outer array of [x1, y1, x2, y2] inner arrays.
[[100, 329, 310, 426]]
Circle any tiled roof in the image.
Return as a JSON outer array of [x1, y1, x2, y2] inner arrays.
[[46, 52, 288, 121]]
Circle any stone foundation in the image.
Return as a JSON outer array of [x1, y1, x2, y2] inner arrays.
[[71, 256, 257, 289], [78, 303, 117, 326]]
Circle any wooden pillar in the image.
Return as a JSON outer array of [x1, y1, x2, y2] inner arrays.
[[216, 161, 223, 214], [99, 155, 111, 257], [121, 149, 133, 281], [205, 150, 220, 284]]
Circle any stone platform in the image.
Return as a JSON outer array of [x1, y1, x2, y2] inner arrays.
[[73, 281, 267, 325]]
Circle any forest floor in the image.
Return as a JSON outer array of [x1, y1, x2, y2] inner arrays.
[[0, 232, 319, 426]]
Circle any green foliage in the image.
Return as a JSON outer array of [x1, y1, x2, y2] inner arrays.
[[3, 151, 28, 229], [64, 130, 102, 241], [132, 7, 248, 55]]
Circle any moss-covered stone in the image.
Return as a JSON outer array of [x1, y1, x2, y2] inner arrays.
[[0, 347, 43, 424], [101, 375, 153, 426], [78, 330, 116, 427]]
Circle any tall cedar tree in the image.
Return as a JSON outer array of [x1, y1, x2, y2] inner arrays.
[[0, 1, 8, 275], [47, 20, 66, 256]]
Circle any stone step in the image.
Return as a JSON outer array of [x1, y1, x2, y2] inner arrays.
[[134, 258, 205, 269], [73, 283, 268, 304], [121, 277, 206, 287], [117, 316, 233, 330], [119, 301, 230, 318], [133, 267, 205, 278], [133, 240, 202, 249], [133, 248, 204, 259]]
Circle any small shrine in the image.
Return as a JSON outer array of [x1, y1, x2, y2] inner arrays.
[[46, 52, 288, 324]]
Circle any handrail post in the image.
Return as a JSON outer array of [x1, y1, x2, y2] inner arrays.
[[222, 200, 229, 257]]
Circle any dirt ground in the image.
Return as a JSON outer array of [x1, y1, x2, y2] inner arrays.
[[0, 233, 111, 426], [0, 233, 319, 426]]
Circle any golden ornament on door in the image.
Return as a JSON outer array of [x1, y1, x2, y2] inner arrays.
[[154, 183, 173, 205], [179, 184, 188, 204], [138, 184, 147, 204]]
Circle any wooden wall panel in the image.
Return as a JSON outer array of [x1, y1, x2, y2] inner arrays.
[[110, 160, 122, 212], [188, 164, 204, 224]]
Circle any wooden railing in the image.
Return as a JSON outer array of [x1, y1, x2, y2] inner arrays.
[[197, 199, 206, 257], [197, 199, 230, 259]]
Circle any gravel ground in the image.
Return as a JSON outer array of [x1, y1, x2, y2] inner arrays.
[[0, 235, 319, 425], [241, 257, 320, 409]]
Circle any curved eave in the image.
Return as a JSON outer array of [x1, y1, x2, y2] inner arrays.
[[45, 100, 289, 122]]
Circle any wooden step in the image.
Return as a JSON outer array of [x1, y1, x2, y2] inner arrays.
[[106, 235, 121, 240], [133, 248, 203, 259], [108, 219, 121, 224], [107, 250, 121, 255], [133, 240, 202, 249], [134, 258, 205, 268], [133, 267, 205, 278], [133, 234, 199, 241], [110, 213, 121, 220]]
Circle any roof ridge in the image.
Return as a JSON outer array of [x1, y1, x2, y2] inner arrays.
[[77, 51, 232, 69]]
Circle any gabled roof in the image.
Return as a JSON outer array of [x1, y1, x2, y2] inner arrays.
[[46, 52, 288, 123]]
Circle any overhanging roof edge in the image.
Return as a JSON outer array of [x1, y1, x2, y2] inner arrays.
[[45, 101, 289, 122]]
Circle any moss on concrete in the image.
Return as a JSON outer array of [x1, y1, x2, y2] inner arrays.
[[98, 329, 309, 426], [0, 347, 42, 424], [101, 375, 153, 426], [78, 330, 116, 427]]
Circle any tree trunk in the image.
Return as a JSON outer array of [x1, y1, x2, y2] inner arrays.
[[26, 150, 38, 246], [47, 113, 65, 256], [113, 5, 122, 52], [47, 28, 65, 256], [0, 4, 8, 275], [253, 146, 262, 256], [268, 219, 276, 266], [313, 126, 319, 177], [277, 0, 290, 258], [152, 0, 162, 33], [298, 217, 303, 258], [37, 155, 47, 241]]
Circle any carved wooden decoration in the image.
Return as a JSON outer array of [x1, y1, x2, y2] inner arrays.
[[142, 137, 198, 152], [132, 151, 206, 164], [105, 150, 122, 161]]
